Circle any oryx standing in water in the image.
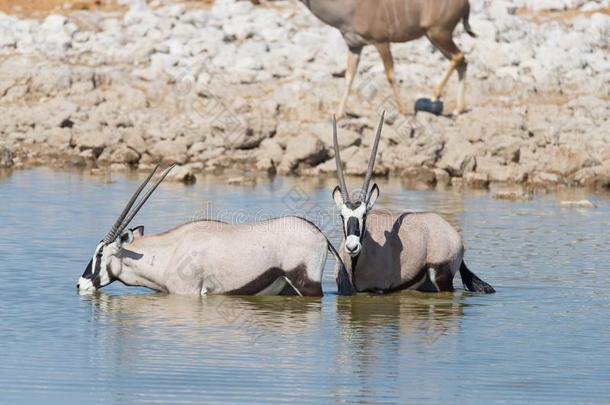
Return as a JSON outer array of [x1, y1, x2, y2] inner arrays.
[[331, 113, 494, 295], [78, 165, 346, 296]]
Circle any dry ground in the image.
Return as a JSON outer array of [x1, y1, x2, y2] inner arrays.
[[0, 0, 216, 18], [3, 0, 608, 21]]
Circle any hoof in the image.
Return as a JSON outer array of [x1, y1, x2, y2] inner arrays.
[[452, 107, 466, 116], [336, 111, 361, 120]]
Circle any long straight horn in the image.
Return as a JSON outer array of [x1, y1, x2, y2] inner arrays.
[[113, 163, 176, 239], [362, 111, 385, 199], [103, 165, 160, 244], [332, 115, 350, 203]]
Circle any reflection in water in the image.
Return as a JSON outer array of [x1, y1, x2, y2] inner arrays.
[[85, 292, 323, 347], [0, 169, 11, 184], [334, 292, 465, 401], [1, 169, 610, 404], [337, 292, 463, 344]]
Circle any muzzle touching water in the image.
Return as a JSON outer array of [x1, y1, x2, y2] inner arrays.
[[77, 247, 102, 291], [77, 276, 96, 291], [77, 258, 97, 291], [77, 164, 175, 292]]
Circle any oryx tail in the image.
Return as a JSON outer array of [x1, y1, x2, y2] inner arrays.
[[459, 262, 495, 294]]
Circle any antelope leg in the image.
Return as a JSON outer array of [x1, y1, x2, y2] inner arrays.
[[337, 46, 362, 120], [375, 42, 405, 115], [427, 29, 467, 112], [432, 58, 459, 101], [455, 61, 468, 115]]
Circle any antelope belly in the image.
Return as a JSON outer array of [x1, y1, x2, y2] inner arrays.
[[255, 277, 287, 296]]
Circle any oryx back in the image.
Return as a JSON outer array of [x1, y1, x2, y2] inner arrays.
[[125, 216, 328, 296]]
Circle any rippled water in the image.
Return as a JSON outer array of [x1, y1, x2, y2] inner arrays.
[[1, 169, 609, 404]]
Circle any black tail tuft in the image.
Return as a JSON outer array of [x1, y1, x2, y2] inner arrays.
[[460, 262, 494, 293], [462, 9, 477, 38]]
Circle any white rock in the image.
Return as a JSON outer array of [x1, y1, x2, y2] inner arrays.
[[150, 53, 177, 69], [588, 12, 610, 48], [161, 4, 186, 18], [278, 135, 328, 173], [180, 10, 211, 28], [559, 200, 597, 209], [493, 191, 532, 203], [40, 14, 68, 31], [167, 164, 196, 183], [0, 28, 16, 48], [526, 0, 567, 11]]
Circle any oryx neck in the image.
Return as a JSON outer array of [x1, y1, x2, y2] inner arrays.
[[117, 237, 174, 292]]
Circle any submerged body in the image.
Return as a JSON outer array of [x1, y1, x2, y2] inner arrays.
[[78, 166, 342, 296], [118, 217, 328, 296], [329, 113, 494, 295], [337, 211, 465, 293]]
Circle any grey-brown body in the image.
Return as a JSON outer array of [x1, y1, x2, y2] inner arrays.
[[330, 113, 494, 295], [77, 166, 346, 297], [119, 217, 328, 295], [79, 216, 342, 296], [336, 211, 464, 293], [300, 0, 475, 116]]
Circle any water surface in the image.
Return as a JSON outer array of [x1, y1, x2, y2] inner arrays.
[[1, 169, 609, 404]]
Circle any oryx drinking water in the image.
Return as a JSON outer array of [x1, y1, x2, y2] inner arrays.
[[77, 164, 347, 296], [331, 113, 494, 295], [299, 0, 476, 117]]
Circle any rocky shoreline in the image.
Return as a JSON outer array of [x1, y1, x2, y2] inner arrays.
[[0, 0, 609, 189]]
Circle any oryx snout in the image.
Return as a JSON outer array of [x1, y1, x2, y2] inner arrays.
[[77, 276, 95, 291], [344, 215, 363, 256], [345, 235, 361, 256], [77, 245, 104, 292]]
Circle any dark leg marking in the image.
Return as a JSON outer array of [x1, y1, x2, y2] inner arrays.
[[284, 265, 323, 297], [432, 262, 455, 292], [417, 272, 438, 293], [226, 264, 322, 297], [416, 262, 455, 293]]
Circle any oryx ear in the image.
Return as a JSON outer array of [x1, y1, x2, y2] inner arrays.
[[131, 226, 144, 237], [332, 186, 344, 209], [119, 229, 134, 246], [366, 183, 379, 210]]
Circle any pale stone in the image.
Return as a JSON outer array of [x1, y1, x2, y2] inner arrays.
[[559, 200, 597, 209]]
